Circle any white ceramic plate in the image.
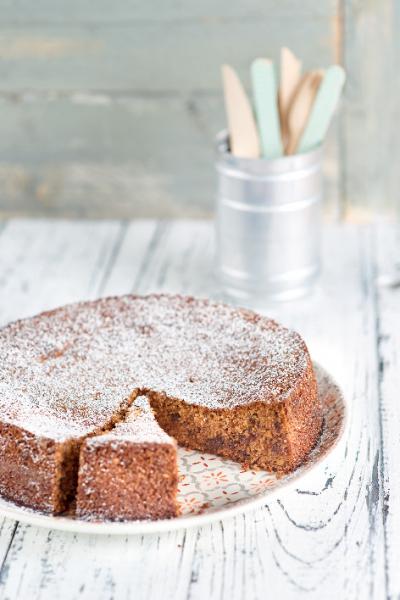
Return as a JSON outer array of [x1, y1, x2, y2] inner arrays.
[[0, 363, 347, 535]]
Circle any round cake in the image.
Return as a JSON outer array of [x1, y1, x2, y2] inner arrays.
[[0, 294, 322, 521]]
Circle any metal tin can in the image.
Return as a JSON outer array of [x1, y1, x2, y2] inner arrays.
[[215, 132, 323, 303]]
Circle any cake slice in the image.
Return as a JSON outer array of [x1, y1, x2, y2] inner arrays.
[[0, 421, 82, 515], [76, 396, 178, 521]]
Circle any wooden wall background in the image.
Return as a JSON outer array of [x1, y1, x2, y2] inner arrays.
[[0, 1, 395, 220]]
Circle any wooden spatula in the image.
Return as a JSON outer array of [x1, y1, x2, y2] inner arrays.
[[298, 65, 346, 153], [279, 47, 302, 146], [286, 70, 324, 155], [251, 58, 283, 159], [221, 64, 260, 158]]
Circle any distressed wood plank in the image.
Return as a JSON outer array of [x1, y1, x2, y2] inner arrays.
[[0, 21, 336, 93], [0, 96, 221, 219], [0, 526, 197, 600], [0, 219, 123, 324], [0, 0, 338, 23], [130, 220, 216, 296], [342, 0, 398, 221], [0, 95, 340, 219], [98, 220, 157, 296], [375, 224, 400, 598], [0, 220, 387, 600]]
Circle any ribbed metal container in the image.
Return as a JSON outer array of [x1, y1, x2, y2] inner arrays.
[[215, 132, 323, 303]]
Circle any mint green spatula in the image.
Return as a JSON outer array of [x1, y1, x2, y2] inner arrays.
[[251, 58, 283, 159], [298, 65, 346, 153]]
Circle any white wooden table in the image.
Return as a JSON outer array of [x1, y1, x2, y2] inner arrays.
[[0, 219, 398, 600]]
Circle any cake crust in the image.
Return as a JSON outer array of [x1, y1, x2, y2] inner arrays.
[[0, 294, 321, 520]]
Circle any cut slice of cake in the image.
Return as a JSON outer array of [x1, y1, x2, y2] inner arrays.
[[76, 396, 179, 521], [0, 421, 82, 515]]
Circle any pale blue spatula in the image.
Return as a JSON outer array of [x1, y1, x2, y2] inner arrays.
[[298, 65, 346, 153], [251, 59, 283, 159]]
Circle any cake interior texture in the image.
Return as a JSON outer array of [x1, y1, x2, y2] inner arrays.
[[76, 397, 179, 521], [0, 294, 322, 521]]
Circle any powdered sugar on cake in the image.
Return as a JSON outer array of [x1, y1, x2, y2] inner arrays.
[[0, 294, 309, 442], [87, 396, 175, 446]]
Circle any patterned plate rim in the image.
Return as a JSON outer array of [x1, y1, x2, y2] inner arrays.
[[0, 362, 348, 535]]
